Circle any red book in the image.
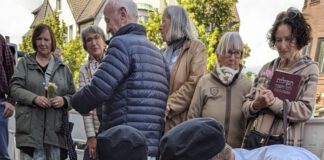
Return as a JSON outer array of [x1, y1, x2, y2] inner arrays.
[[268, 70, 302, 101]]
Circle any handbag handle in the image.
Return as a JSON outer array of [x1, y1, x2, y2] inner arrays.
[[283, 100, 289, 145]]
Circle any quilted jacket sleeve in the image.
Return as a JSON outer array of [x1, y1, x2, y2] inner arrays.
[[71, 38, 130, 114]]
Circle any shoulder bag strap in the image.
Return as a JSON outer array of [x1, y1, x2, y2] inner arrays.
[[44, 55, 55, 85], [283, 100, 288, 145]]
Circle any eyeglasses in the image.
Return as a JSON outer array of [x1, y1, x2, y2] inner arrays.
[[86, 34, 102, 43], [222, 50, 242, 58]]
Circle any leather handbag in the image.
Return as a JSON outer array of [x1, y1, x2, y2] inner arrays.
[[242, 102, 289, 150]]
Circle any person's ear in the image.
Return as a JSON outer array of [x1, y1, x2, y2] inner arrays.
[[119, 7, 128, 22]]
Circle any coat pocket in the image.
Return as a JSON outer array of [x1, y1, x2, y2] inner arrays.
[[15, 106, 32, 134], [54, 109, 64, 133]]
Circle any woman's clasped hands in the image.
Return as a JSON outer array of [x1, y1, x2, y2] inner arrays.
[[252, 86, 276, 110], [34, 96, 64, 108]]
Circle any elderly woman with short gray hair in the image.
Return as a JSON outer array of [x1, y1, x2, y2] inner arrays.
[[159, 5, 207, 132], [187, 32, 252, 148], [79, 25, 106, 160]]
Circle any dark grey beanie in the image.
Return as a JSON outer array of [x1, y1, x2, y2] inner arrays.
[[97, 125, 148, 160], [160, 117, 225, 160]]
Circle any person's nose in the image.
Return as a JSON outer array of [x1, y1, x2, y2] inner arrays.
[[229, 54, 236, 59], [159, 25, 163, 32], [40, 39, 46, 45], [278, 40, 290, 50], [90, 39, 97, 45]]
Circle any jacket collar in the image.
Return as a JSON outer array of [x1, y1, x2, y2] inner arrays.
[[25, 53, 64, 70], [211, 64, 244, 86], [270, 55, 316, 74], [106, 23, 146, 45]]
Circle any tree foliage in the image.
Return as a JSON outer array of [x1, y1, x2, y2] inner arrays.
[[19, 33, 34, 54], [179, 0, 242, 71], [143, 0, 251, 72], [44, 11, 66, 49], [142, 10, 165, 49], [62, 35, 87, 87]]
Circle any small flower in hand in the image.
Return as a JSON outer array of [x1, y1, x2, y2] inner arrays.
[[47, 82, 57, 99], [260, 69, 273, 88]]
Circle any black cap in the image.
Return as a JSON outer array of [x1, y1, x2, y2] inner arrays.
[[97, 125, 148, 160], [160, 117, 225, 160]]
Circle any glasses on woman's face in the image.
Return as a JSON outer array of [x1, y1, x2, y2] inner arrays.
[[86, 34, 101, 44], [223, 50, 242, 58]]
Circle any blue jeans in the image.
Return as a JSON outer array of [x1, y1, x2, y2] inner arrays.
[[0, 99, 10, 160], [20, 144, 60, 160]]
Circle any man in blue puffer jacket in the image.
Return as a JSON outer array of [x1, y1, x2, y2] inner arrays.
[[71, 0, 168, 159]]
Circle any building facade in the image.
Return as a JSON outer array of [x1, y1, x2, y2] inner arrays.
[[303, 0, 324, 92], [29, 0, 177, 42]]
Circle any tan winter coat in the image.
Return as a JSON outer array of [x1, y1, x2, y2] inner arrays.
[[165, 39, 207, 132], [187, 66, 252, 148], [242, 56, 318, 147]]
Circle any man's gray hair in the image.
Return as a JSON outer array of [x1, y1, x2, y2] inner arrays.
[[163, 5, 198, 42], [110, 0, 138, 19], [81, 25, 106, 50]]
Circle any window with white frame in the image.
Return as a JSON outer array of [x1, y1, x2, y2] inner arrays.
[[69, 25, 73, 41], [56, 0, 61, 10], [316, 38, 324, 73], [303, 41, 312, 56]]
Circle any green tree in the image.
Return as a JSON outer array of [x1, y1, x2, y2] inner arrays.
[[62, 35, 87, 87], [245, 71, 256, 81], [19, 33, 34, 54], [142, 10, 165, 48], [178, 0, 240, 71], [44, 11, 66, 49]]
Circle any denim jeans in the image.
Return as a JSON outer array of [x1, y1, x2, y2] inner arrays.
[[0, 99, 10, 160], [20, 144, 60, 160]]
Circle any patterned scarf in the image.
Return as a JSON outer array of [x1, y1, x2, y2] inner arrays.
[[215, 63, 239, 85]]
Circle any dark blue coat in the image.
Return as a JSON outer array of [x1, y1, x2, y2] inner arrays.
[[71, 23, 168, 157]]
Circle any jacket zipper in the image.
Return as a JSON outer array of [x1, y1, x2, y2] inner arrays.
[[224, 86, 231, 142]]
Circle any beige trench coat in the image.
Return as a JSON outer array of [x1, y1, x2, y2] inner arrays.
[[164, 39, 207, 132]]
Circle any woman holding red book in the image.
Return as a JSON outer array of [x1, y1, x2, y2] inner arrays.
[[242, 7, 319, 149]]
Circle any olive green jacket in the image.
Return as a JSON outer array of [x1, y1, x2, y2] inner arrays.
[[10, 54, 75, 150]]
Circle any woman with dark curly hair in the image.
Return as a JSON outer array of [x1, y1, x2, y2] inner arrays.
[[241, 7, 318, 149]]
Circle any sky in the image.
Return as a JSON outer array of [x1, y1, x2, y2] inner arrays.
[[0, 0, 304, 73]]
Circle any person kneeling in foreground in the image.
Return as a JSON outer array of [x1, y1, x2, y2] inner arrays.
[[159, 117, 319, 160], [97, 125, 148, 160]]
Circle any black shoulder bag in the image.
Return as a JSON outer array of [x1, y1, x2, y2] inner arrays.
[[242, 105, 288, 150]]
